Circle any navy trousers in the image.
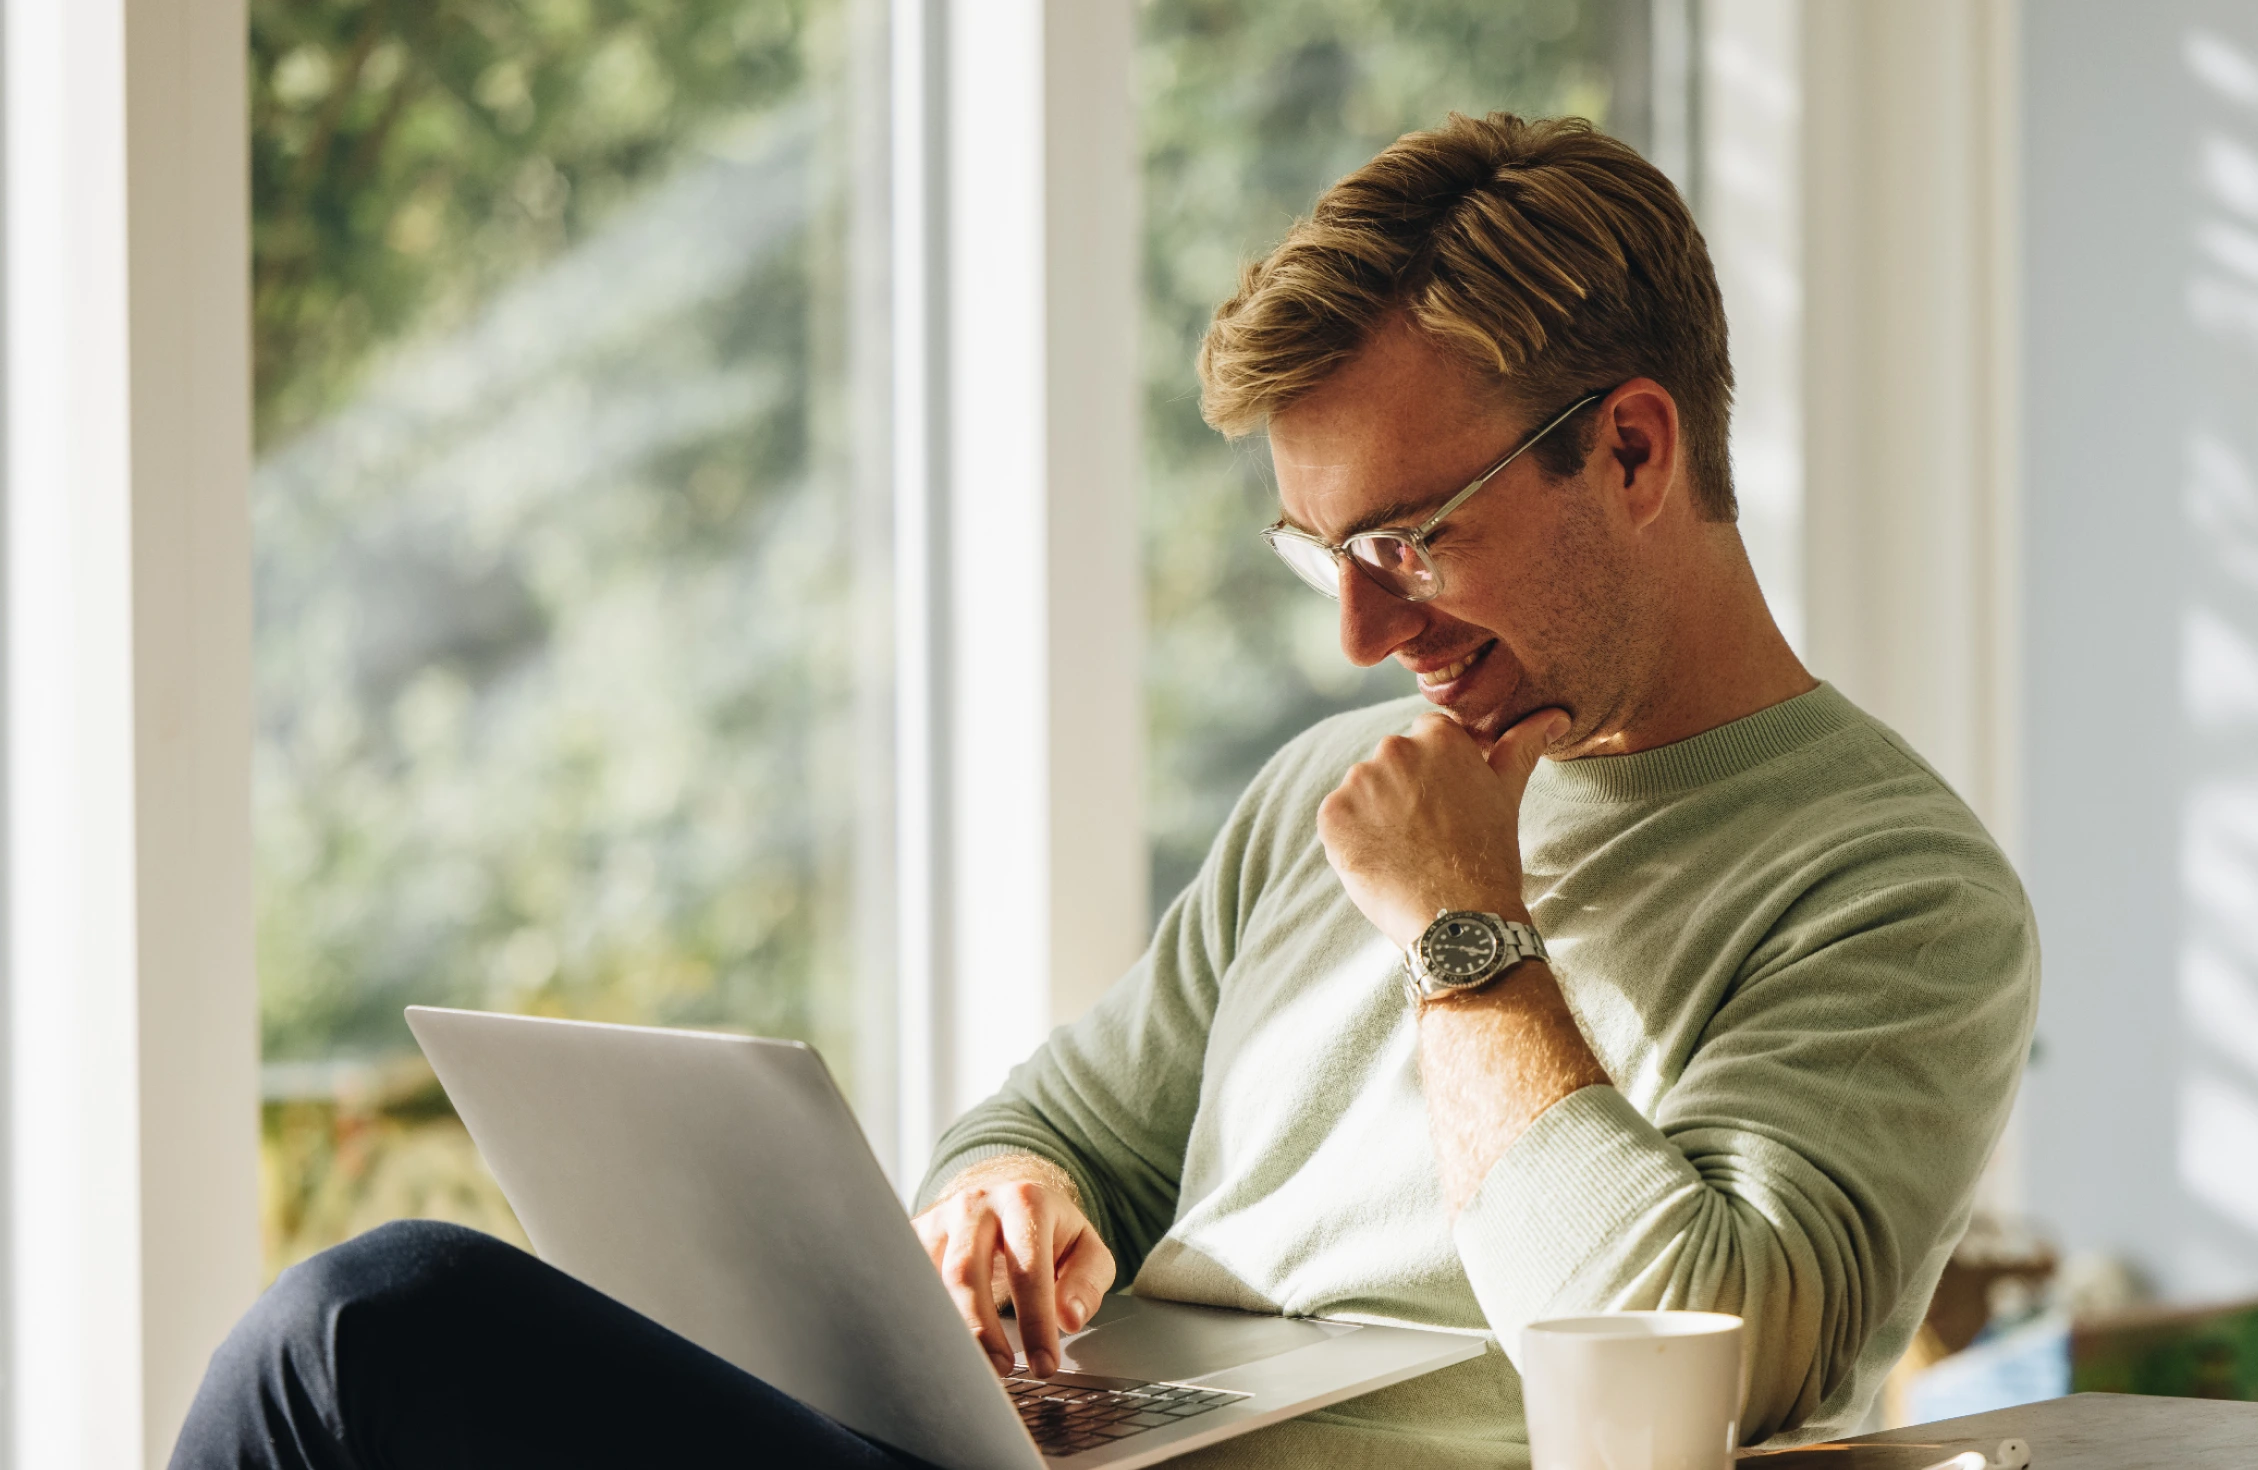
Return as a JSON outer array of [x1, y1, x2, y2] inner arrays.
[[170, 1219, 930, 1469]]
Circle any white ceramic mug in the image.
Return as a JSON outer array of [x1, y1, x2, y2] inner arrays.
[[1520, 1311, 1745, 1470]]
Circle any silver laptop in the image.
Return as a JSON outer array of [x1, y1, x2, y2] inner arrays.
[[405, 1006, 1484, 1470]]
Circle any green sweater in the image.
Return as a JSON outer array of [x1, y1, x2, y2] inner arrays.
[[919, 685, 2039, 1466]]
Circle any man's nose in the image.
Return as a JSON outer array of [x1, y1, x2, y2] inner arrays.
[[1335, 560, 1426, 667]]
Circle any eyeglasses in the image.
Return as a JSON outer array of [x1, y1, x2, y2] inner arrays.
[[1260, 391, 1603, 603]]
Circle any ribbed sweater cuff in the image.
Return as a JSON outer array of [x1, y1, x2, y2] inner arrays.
[[914, 1143, 1022, 1212], [913, 1141, 1109, 1230], [1452, 1085, 1700, 1366]]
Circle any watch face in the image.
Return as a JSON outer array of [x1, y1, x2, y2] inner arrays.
[[1420, 914, 1502, 982]]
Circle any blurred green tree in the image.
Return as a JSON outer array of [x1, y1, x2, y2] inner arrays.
[[251, 0, 872, 1274], [252, 0, 818, 445]]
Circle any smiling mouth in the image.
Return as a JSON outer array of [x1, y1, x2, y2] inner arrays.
[[1414, 641, 1495, 690]]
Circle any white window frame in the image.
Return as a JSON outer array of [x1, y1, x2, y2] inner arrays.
[[1800, 0, 2023, 848], [1797, 0, 2025, 1219], [891, 0, 1145, 1190], [4, 0, 260, 1465]]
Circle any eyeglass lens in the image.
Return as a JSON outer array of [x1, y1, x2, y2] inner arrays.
[[1265, 532, 1344, 597], [1262, 529, 1443, 601], [1348, 534, 1438, 599]]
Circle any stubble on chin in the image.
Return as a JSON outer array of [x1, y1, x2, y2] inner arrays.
[[1506, 500, 1644, 753]]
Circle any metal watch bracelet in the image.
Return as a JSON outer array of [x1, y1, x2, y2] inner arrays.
[[1401, 909, 1548, 1007]]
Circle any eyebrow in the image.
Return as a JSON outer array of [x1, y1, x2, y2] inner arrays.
[[1275, 493, 1451, 542]]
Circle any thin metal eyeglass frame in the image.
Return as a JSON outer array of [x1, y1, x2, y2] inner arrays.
[[1261, 391, 1604, 603]]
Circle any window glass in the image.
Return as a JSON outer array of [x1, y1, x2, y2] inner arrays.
[[1139, 0, 1656, 910], [252, 0, 887, 1277]]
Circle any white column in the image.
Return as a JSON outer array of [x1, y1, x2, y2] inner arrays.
[[5, 3, 141, 1461], [1801, 0, 2022, 846], [1799, 0, 2024, 1227], [6, 0, 258, 1464], [942, 0, 1143, 1126], [1700, 0, 1804, 650]]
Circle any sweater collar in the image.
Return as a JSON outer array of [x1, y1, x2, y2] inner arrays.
[[1529, 683, 1859, 804]]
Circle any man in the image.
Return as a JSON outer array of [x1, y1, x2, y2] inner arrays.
[[173, 114, 2036, 1468], [906, 112, 2036, 1466]]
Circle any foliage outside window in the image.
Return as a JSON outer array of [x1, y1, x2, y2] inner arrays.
[[251, 0, 879, 1277]]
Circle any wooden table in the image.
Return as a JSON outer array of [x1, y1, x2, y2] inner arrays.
[[1741, 1393, 2258, 1468]]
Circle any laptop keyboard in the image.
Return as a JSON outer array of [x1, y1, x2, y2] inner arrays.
[[1004, 1371, 1250, 1459]]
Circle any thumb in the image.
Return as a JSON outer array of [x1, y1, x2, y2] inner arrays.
[[1052, 1227, 1116, 1334], [1486, 706, 1571, 787]]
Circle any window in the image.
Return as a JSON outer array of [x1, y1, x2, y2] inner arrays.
[[251, 0, 889, 1276], [1138, 0, 1666, 910], [249, 0, 1680, 1276]]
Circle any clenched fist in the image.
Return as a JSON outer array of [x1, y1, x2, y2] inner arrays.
[[1317, 707, 1569, 946]]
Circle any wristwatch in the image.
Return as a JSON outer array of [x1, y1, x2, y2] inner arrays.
[[1401, 909, 1548, 1006]]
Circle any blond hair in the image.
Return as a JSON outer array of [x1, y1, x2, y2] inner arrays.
[[1198, 113, 1737, 521]]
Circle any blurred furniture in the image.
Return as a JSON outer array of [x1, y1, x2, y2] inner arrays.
[[1922, 1229, 2058, 1358], [1896, 1292, 2258, 1426], [1741, 1392, 2258, 1468]]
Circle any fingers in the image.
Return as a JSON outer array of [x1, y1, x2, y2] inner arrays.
[[1485, 706, 1571, 786], [1387, 713, 1476, 759], [1053, 1225, 1118, 1335], [937, 1208, 1016, 1377], [997, 1188, 1063, 1378], [1407, 710, 1466, 743], [916, 1180, 1115, 1381], [911, 1206, 949, 1274]]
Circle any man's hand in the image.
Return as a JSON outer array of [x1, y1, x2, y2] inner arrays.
[[1318, 707, 1570, 945], [911, 1154, 1116, 1380], [1321, 706, 1610, 1210]]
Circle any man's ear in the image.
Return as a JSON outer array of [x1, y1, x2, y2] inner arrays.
[[1598, 380, 1680, 531]]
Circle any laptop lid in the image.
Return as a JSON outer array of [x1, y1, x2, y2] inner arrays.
[[404, 1005, 1043, 1470]]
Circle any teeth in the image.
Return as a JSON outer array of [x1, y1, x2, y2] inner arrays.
[[1418, 651, 1478, 687]]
